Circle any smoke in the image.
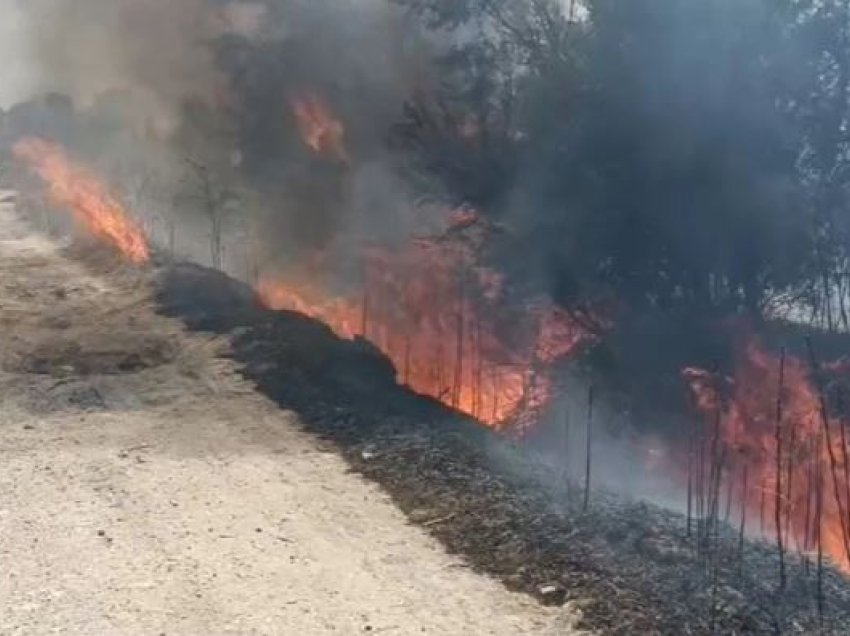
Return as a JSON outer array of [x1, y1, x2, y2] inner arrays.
[[0, 0, 226, 135], [0, 0, 751, 522], [0, 2, 37, 108]]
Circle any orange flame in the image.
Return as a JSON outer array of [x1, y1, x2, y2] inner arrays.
[[258, 215, 592, 428], [685, 338, 850, 572], [13, 137, 149, 264], [290, 93, 350, 164]]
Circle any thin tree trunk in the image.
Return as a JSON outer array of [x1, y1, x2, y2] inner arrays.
[[817, 431, 825, 625], [775, 347, 787, 589], [738, 465, 749, 578], [687, 419, 694, 538], [583, 386, 594, 512], [563, 403, 571, 501], [807, 337, 850, 564]]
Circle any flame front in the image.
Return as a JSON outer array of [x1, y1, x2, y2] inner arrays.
[[258, 217, 592, 428], [685, 339, 850, 572], [290, 93, 350, 164], [13, 137, 149, 264]]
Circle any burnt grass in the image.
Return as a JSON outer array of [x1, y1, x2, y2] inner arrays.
[[156, 262, 850, 635]]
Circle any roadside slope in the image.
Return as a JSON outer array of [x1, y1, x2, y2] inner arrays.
[[0, 202, 577, 635]]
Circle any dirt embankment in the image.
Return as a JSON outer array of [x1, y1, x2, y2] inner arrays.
[[0, 200, 579, 635]]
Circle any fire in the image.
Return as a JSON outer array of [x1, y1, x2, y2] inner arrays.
[[258, 213, 593, 428], [684, 338, 850, 572], [13, 137, 149, 264], [290, 93, 350, 164]]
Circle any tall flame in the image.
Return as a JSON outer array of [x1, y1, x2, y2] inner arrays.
[[258, 213, 593, 428], [13, 137, 149, 264], [290, 93, 350, 164], [684, 339, 850, 572]]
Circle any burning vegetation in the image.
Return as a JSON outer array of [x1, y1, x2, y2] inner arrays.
[[290, 93, 350, 165], [258, 211, 594, 428], [9, 0, 850, 630], [12, 137, 149, 264], [684, 339, 850, 574]]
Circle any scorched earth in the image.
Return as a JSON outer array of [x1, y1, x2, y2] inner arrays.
[[0, 196, 580, 635]]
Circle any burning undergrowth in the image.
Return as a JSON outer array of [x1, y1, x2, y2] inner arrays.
[[257, 209, 597, 431], [682, 332, 850, 575], [153, 258, 850, 634], [9, 130, 850, 631], [12, 136, 149, 264], [7, 0, 850, 628]]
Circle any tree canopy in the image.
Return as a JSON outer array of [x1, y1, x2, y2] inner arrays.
[[394, 0, 850, 328]]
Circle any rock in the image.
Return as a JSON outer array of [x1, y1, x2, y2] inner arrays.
[[538, 583, 567, 607], [408, 508, 435, 523]]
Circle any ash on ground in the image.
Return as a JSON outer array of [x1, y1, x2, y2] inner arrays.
[[158, 262, 850, 635]]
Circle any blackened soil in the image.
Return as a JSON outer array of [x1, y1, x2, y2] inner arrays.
[[157, 262, 850, 635]]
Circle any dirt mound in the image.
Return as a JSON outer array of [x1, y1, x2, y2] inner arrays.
[[156, 262, 402, 406], [155, 262, 260, 333]]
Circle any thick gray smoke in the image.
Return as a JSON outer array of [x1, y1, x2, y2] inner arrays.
[[0, 0, 695, 514], [0, 0, 226, 134], [0, 0, 439, 272]]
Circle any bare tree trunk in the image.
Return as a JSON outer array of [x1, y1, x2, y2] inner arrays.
[[687, 419, 694, 538], [583, 386, 594, 512], [775, 347, 787, 589], [563, 403, 571, 501], [453, 269, 465, 409], [361, 291, 370, 339], [807, 337, 850, 565], [817, 431, 825, 625], [738, 465, 748, 578]]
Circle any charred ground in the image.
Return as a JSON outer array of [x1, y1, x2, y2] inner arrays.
[[156, 259, 850, 635]]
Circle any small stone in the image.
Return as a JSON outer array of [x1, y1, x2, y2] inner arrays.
[[23, 424, 34, 431], [97, 530, 106, 537], [408, 508, 434, 523], [537, 583, 567, 607]]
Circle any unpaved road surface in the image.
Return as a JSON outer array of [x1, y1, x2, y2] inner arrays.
[[0, 202, 579, 634]]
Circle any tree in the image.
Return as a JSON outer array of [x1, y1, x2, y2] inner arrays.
[[396, 0, 820, 321], [182, 157, 238, 271]]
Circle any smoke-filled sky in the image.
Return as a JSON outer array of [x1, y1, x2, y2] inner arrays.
[[0, 0, 37, 108], [0, 0, 238, 132], [0, 0, 445, 267]]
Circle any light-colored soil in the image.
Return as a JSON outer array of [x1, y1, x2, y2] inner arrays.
[[0, 201, 581, 635]]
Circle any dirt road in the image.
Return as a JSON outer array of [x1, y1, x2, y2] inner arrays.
[[0, 202, 579, 634]]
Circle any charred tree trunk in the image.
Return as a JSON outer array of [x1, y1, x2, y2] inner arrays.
[[775, 347, 787, 589]]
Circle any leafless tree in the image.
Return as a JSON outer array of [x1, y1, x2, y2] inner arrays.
[[182, 157, 238, 271]]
